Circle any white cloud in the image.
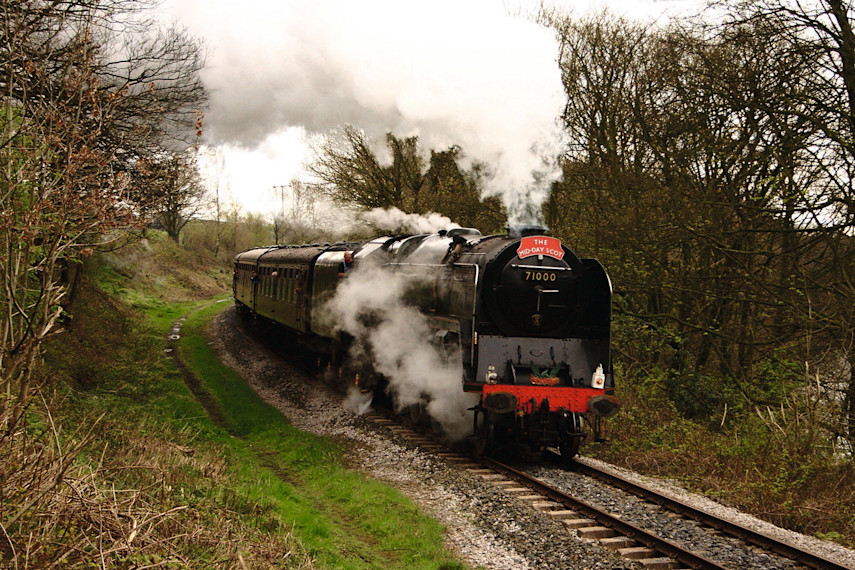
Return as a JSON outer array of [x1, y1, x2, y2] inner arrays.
[[196, 127, 308, 215]]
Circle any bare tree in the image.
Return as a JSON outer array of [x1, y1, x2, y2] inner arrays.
[[715, 0, 855, 445], [270, 180, 330, 244], [202, 146, 228, 255], [307, 125, 506, 231], [270, 184, 290, 245]]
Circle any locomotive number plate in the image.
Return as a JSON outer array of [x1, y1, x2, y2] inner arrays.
[[524, 271, 557, 282]]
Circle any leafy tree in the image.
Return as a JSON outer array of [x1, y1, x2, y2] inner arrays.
[[0, 0, 206, 425], [309, 125, 419, 210], [715, 0, 855, 445]]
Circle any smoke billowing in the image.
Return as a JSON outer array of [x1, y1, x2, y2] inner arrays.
[[324, 257, 479, 439], [360, 208, 460, 234], [169, 0, 567, 225]]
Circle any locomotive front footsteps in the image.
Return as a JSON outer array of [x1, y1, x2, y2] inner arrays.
[[233, 226, 619, 460]]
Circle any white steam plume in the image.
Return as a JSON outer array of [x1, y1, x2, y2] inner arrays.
[[324, 259, 479, 439], [171, 0, 567, 225], [360, 207, 460, 234]]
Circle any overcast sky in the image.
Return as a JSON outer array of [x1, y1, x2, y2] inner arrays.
[[161, 0, 704, 221]]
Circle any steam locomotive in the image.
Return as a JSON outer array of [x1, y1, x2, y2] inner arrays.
[[233, 226, 619, 458]]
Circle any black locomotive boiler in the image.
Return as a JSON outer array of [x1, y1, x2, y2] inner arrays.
[[233, 226, 619, 458]]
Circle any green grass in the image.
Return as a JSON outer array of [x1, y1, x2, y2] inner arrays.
[[176, 302, 464, 569]]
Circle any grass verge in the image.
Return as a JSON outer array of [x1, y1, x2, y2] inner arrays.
[[176, 301, 464, 569]]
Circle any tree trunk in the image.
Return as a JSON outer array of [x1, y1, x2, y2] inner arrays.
[[846, 358, 855, 443]]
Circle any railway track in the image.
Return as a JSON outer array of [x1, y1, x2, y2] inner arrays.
[[563, 457, 849, 570], [477, 454, 727, 570], [356, 405, 851, 570]]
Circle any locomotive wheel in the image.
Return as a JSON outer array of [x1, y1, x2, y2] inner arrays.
[[408, 401, 425, 425], [474, 421, 496, 457], [559, 437, 581, 461], [430, 416, 444, 437], [559, 412, 583, 461]]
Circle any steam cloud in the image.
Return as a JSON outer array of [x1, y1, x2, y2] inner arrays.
[[171, 0, 567, 225], [360, 207, 460, 234], [325, 258, 479, 439]]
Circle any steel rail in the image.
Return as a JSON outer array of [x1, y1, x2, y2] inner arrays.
[[479, 456, 730, 570], [567, 458, 850, 570]]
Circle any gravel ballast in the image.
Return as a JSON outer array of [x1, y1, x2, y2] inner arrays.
[[206, 307, 855, 570]]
